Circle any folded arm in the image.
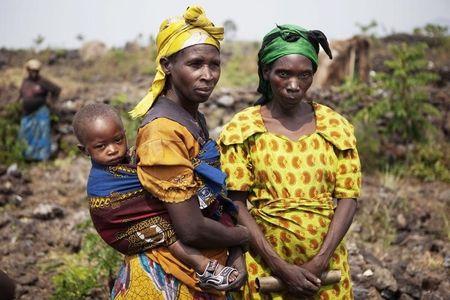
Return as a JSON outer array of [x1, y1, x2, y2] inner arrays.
[[165, 196, 249, 248], [229, 191, 321, 296], [301, 198, 357, 276]]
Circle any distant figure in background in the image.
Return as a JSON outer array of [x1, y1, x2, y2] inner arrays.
[[18, 59, 61, 161]]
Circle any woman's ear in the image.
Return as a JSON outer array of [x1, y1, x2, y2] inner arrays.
[[160, 56, 171, 75]]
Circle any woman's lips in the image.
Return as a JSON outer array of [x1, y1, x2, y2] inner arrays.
[[195, 87, 213, 96]]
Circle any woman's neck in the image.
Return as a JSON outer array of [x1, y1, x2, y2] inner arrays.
[[164, 90, 199, 118], [266, 99, 311, 120]]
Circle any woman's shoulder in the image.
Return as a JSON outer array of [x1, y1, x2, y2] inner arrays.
[[313, 102, 352, 124], [219, 106, 266, 146], [312, 102, 357, 150], [138, 117, 195, 144]]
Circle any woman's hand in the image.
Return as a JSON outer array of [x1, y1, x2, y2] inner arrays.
[[224, 247, 248, 291], [275, 261, 321, 297], [301, 256, 328, 278]]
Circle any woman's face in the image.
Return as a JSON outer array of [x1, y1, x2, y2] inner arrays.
[[263, 54, 313, 108], [163, 44, 220, 104], [27, 69, 39, 80]]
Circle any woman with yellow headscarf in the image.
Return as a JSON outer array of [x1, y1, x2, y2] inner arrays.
[[111, 6, 249, 300]]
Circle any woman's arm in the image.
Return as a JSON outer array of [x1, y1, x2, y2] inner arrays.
[[41, 78, 61, 100], [165, 196, 249, 249], [301, 198, 357, 276], [225, 246, 248, 290], [229, 191, 321, 296]]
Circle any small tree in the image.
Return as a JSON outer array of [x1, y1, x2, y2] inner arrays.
[[423, 23, 448, 38], [362, 43, 439, 144], [356, 20, 378, 39], [33, 34, 45, 50], [76, 33, 84, 42], [223, 19, 238, 41]]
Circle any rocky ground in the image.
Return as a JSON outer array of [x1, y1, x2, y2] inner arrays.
[[1, 156, 448, 299], [0, 36, 449, 299]]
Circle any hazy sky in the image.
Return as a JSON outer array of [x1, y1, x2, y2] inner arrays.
[[1, 0, 449, 48]]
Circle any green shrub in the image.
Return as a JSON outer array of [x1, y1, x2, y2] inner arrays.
[[338, 42, 448, 181], [359, 43, 439, 144], [407, 142, 450, 183], [51, 222, 122, 300], [52, 262, 99, 299], [0, 102, 26, 165]]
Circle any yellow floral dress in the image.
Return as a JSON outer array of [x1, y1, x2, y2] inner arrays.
[[219, 102, 361, 300]]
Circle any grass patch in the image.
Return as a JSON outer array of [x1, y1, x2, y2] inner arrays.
[[51, 220, 122, 300], [0, 102, 26, 166]]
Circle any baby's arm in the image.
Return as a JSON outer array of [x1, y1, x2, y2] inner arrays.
[[168, 241, 209, 273]]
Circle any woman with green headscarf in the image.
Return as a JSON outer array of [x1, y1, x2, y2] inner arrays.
[[219, 25, 361, 299]]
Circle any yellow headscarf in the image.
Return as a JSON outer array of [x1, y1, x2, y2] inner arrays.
[[130, 5, 224, 118]]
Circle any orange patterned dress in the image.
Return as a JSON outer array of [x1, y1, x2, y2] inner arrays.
[[112, 118, 228, 300], [218, 102, 361, 299]]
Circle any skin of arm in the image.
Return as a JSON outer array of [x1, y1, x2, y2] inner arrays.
[[41, 78, 61, 108], [166, 196, 250, 291], [165, 196, 249, 249], [229, 191, 357, 296], [301, 198, 357, 276], [42, 78, 61, 100], [228, 191, 321, 296], [225, 246, 248, 290]]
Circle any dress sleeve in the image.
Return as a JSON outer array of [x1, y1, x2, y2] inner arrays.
[[219, 142, 254, 192], [136, 118, 199, 203], [333, 147, 362, 199]]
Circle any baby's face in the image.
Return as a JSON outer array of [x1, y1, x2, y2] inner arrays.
[[83, 116, 127, 166]]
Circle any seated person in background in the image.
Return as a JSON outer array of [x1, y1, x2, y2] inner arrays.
[[72, 103, 239, 290]]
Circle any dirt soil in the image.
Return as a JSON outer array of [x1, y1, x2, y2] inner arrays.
[[1, 37, 449, 299], [1, 159, 448, 299]]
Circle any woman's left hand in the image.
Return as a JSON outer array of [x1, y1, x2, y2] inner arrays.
[[225, 247, 248, 291], [301, 256, 328, 278]]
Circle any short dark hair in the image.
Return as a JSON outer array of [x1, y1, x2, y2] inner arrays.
[[72, 103, 123, 145]]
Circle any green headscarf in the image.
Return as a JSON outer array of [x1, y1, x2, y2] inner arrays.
[[256, 24, 332, 103]]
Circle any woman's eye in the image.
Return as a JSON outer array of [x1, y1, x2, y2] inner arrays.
[[279, 72, 289, 78], [300, 72, 312, 79], [188, 61, 202, 68], [210, 64, 219, 70], [211, 61, 220, 68], [115, 138, 123, 143]]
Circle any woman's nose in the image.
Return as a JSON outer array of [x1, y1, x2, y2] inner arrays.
[[201, 66, 214, 81], [286, 78, 300, 92]]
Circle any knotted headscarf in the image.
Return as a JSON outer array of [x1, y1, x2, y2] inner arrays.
[[25, 59, 42, 71], [257, 24, 333, 103], [130, 5, 224, 118]]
